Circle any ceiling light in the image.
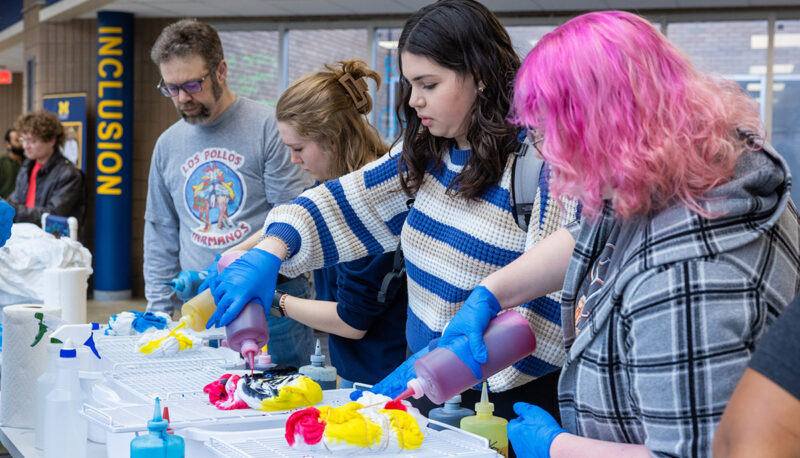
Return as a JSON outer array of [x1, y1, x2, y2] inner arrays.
[[748, 64, 795, 75], [751, 33, 800, 49], [745, 82, 786, 92]]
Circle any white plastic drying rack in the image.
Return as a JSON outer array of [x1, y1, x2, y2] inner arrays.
[[200, 418, 499, 458], [82, 388, 499, 458], [81, 387, 356, 434], [93, 328, 229, 373], [91, 330, 241, 403]]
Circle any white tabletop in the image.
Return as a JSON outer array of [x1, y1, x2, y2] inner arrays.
[[0, 426, 106, 458]]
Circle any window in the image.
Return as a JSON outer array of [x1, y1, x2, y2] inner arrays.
[[287, 29, 368, 84], [374, 28, 402, 142], [506, 25, 556, 60], [770, 20, 800, 204], [220, 31, 280, 107]]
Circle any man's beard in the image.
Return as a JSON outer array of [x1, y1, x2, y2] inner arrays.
[[177, 77, 223, 125], [178, 101, 211, 125]]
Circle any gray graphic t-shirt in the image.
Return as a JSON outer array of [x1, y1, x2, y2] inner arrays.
[[143, 97, 312, 312]]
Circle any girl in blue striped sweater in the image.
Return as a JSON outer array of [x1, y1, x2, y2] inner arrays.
[[208, 0, 579, 421]]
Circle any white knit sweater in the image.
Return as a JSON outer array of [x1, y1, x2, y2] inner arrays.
[[264, 145, 580, 392]]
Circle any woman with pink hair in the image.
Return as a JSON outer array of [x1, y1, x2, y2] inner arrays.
[[438, 10, 800, 457]]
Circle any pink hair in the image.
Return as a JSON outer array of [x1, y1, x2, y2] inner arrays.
[[511, 11, 764, 220]]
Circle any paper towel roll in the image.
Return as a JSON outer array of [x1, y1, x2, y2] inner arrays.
[[1, 303, 61, 428], [42, 267, 89, 324]]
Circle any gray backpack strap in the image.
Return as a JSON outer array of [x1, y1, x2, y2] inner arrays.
[[511, 141, 544, 233]]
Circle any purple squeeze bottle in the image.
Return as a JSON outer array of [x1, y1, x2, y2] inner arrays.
[[397, 310, 536, 405], [217, 250, 270, 375]]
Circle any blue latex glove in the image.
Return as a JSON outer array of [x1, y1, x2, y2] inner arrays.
[[207, 248, 281, 328], [438, 286, 501, 379], [196, 254, 221, 294], [508, 402, 567, 458], [350, 343, 435, 402], [0, 200, 14, 248]]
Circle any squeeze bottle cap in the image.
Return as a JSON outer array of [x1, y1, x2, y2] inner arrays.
[[241, 339, 259, 373], [163, 406, 174, 435], [255, 351, 272, 366], [310, 338, 325, 366], [180, 314, 195, 329], [406, 378, 425, 399], [147, 397, 168, 432], [59, 338, 77, 358], [444, 395, 462, 409], [474, 382, 494, 414]]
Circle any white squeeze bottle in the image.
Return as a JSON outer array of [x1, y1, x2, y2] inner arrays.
[[43, 338, 87, 458], [35, 340, 61, 450]]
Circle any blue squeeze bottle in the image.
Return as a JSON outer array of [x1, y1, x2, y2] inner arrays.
[[164, 270, 207, 301], [130, 397, 185, 458]]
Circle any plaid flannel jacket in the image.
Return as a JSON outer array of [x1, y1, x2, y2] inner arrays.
[[558, 146, 800, 457]]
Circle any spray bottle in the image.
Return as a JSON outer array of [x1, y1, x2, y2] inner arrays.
[[460, 382, 509, 457], [396, 310, 536, 405], [130, 397, 184, 458], [164, 270, 207, 301], [35, 339, 61, 450], [428, 394, 475, 431], [31, 316, 102, 366], [298, 339, 337, 390], [218, 250, 269, 374], [47, 322, 102, 369], [43, 339, 88, 458]]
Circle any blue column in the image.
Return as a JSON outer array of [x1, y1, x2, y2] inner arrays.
[[94, 11, 133, 301]]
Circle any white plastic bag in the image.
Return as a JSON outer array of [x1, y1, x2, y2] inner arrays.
[[0, 223, 93, 306]]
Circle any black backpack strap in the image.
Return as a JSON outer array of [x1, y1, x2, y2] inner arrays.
[[378, 198, 415, 304], [511, 140, 544, 233]]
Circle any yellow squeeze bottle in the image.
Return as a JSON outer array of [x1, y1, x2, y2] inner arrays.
[[459, 382, 509, 457], [180, 289, 217, 332]]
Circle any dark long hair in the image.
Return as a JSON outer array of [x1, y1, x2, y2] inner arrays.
[[396, 0, 520, 200]]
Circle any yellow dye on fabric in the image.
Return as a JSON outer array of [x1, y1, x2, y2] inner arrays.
[[138, 321, 192, 354], [257, 376, 323, 411], [318, 402, 382, 448], [380, 409, 424, 450]]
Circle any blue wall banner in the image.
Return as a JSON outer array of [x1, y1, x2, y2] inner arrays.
[[94, 11, 133, 301], [42, 92, 87, 172]]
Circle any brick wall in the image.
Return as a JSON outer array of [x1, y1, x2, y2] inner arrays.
[[0, 73, 23, 136], [130, 18, 181, 296]]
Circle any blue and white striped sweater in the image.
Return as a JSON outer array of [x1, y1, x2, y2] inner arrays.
[[265, 145, 580, 392]]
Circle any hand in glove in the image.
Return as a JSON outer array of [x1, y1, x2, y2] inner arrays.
[[508, 402, 567, 458], [437, 286, 501, 379], [208, 248, 282, 328], [349, 342, 436, 401], [0, 200, 14, 248]]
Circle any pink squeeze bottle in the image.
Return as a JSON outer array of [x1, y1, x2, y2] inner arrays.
[[217, 250, 270, 373], [399, 310, 536, 405]]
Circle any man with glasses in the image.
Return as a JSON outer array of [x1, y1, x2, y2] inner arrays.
[[5, 110, 85, 224], [145, 19, 315, 368]]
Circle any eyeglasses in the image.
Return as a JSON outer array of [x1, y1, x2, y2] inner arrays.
[[157, 71, 211, 98], [526, 127, 544, 156]]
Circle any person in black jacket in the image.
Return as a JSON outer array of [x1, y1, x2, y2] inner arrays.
[[6, 110, 85, 225]]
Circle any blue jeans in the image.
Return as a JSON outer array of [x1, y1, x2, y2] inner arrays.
[[266, 275, 315, 369]]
